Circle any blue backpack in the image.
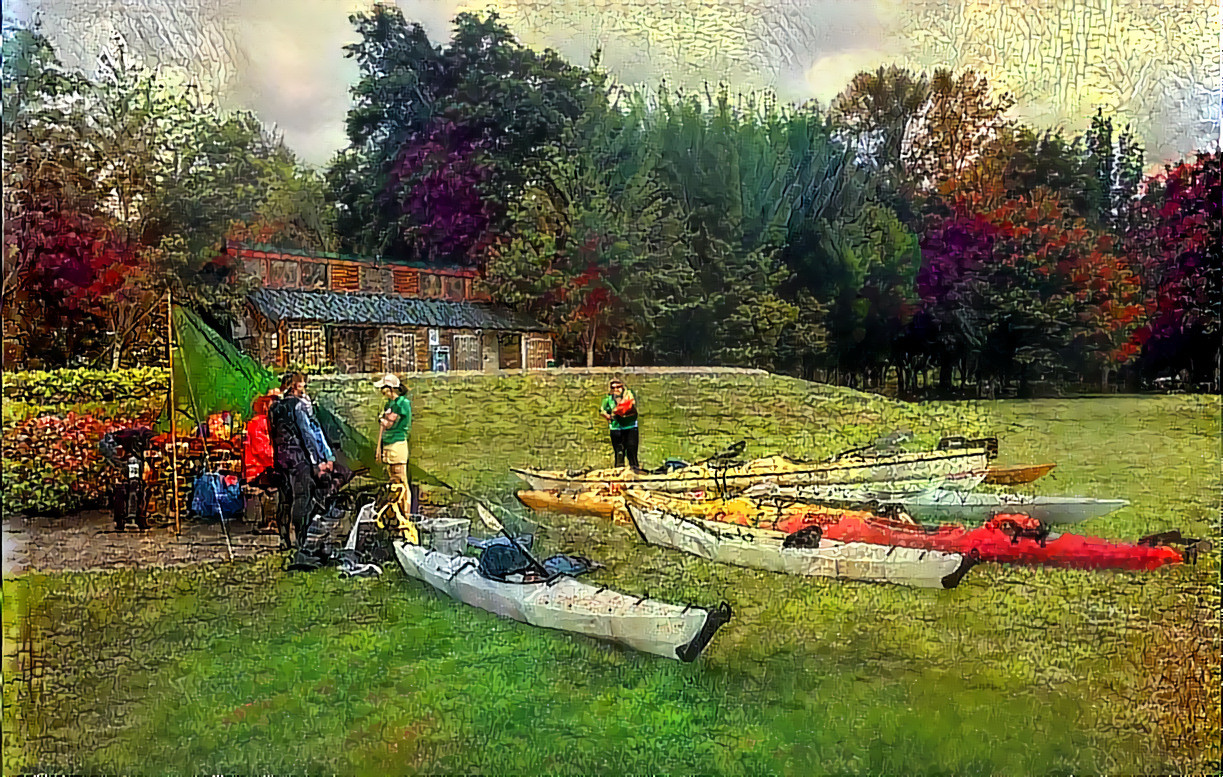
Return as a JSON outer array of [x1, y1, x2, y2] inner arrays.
[[191, 472, 244, 519]]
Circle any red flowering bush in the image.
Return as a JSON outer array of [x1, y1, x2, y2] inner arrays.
[[1, 411, 151, 516]]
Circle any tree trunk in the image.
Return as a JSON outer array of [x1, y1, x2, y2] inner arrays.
[[939, 358, 953, 395], [586, 321, 596, 368], [1100, 363, 1111, 393]]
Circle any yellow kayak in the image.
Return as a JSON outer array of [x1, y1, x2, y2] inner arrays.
[[515, 488, 630, 524], [621, 489, 887, 532]]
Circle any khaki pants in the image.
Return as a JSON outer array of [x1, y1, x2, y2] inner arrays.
[[382, 441, 413, 518]]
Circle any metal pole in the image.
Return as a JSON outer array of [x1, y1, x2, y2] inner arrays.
[[168, 290, 181, 535]]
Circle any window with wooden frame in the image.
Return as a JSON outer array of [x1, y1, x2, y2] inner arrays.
[[452, 334, 481, 371], [360, 265, 394, 293], [300, 261, 328, 290], [443, 275, 466, 300], [330, 262, 360, 292], [286, 327, 326, 366], [268, 259, 300, 288], [419, 272, 443, 299], [241, 257, 266, 281], [384, 332, 418, 373]]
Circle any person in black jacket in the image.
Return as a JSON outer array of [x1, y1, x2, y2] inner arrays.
[[268, 372, 336, 550]]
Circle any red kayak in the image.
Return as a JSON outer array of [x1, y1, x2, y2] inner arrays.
[[774, 511, 1200, 571]]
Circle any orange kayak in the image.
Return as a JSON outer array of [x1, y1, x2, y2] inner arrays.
[[983, 463, 1055, 486]]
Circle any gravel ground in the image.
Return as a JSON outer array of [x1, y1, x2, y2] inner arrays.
[[2, 511, 286, 576]]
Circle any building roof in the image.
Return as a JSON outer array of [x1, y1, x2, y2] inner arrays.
[[249, 288, 551, 332], [225, 241, 478, 275]]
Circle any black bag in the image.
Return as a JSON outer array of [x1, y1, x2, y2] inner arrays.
[[477, 543, 536, 582]]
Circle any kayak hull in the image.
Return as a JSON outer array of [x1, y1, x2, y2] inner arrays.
[[624, 500, 974, 589], [627, 492, 1183, 571], [775, 515, 1183, 571], [785, 488, 1130, 525], [983, 463, 1056, 486], [515, 489, 628, 523], [512, 449, 990, 493], [392, 541, 730, 661]]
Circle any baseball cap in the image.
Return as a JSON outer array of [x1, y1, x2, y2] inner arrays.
[[373, 373, 401, 389]]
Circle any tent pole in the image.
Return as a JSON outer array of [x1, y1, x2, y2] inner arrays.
[[168, 289, 182, 535]]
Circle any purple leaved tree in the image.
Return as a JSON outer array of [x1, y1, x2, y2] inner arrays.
[[387, 121, 494, 266]]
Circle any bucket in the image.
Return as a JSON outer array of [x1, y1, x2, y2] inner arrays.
[[417, 517, 471, 555]]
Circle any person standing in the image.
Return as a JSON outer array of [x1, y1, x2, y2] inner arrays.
[[374, 373, 416, 519], [599, 378, 640, 471], [268, 372, 335, 550], [242, 389, 281, 533]]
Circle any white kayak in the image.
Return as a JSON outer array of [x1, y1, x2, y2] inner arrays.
[[623, 501, 976, 590], [392, 541, 732, 662], [781, 488, 1130, 525]]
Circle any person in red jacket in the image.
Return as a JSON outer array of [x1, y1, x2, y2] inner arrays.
[[242, 390, 280, 532]]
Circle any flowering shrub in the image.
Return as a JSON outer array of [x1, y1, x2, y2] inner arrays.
[[1, 411, 152, 516], [2, 367, 169, 404]]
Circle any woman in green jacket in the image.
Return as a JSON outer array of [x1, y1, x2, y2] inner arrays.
[[599, 378, 639, 471]]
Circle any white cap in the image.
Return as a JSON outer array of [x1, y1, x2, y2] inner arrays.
[[373, 373, 401, 389]]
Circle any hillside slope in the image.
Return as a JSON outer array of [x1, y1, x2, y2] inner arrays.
[[312, 372, 994, 492]]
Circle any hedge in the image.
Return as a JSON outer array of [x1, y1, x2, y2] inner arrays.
[[2, 368, 170, 404], [2, 410, 156, 516]]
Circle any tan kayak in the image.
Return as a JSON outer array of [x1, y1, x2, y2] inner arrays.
[[511, 446, 992, 493], [983, 463, 1056, 486]]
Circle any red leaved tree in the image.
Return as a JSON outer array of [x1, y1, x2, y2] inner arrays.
[[1124, 150, 1221, 389]]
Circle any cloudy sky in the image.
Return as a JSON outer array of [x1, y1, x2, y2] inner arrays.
[[6, 0, 1219, 167]]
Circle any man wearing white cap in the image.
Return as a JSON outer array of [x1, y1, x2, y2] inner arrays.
[[374, 373, 415, 516]]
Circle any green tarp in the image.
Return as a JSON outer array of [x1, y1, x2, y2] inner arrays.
[[159, 306, 448, 489]]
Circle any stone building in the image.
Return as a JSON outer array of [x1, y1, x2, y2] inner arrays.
[[226, 242, 553, 373]]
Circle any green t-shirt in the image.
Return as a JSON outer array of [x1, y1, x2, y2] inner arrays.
[[381, 395, 412, 444], [601, 391, 638, 431]]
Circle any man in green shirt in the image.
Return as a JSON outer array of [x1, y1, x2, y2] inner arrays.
[[599, 378, 640, 470], [374, 373, 415, 517]]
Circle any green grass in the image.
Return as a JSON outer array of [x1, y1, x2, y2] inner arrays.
[[4, 376, 1220, 774]]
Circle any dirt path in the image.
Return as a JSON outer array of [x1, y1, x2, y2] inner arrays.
[[2, 510, 284, 575]]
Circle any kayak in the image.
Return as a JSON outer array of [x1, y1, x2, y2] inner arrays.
[[511, 446, 991, 493], [625, 491, 1195, 571], [392, 540, 732, 662], [778, 487, 1130, 526], [773, 513, 1190, 571], [983, 463, 1056, 486], [514, 479, 962, 524], [623, 496, 976, 589], [618, 489, 880, 531], [515, 488, 629, 524]]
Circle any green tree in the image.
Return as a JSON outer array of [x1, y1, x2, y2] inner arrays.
[[483, 87, 693, 366], [328, 4, 601, 261]]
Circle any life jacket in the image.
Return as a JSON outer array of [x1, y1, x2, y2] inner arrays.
[[243, 414, 274, 482], [268, 396, 310, 470], [612, 390, 638, 425]]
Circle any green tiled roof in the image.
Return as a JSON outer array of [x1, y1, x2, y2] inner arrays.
[[249, 288, 550, 332]]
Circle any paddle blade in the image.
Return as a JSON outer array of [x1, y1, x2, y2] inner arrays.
[[476, 502, 503, 533]]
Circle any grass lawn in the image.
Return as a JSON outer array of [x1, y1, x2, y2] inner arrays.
[[4, 374, 1219, 774]]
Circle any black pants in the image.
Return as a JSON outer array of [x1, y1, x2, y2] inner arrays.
[[112, 481, 147, 529], [277, 464, 316, 549], [610, 426, 640, 470]]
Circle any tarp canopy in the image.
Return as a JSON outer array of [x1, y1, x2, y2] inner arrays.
[[159, 305, 449, 489]]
